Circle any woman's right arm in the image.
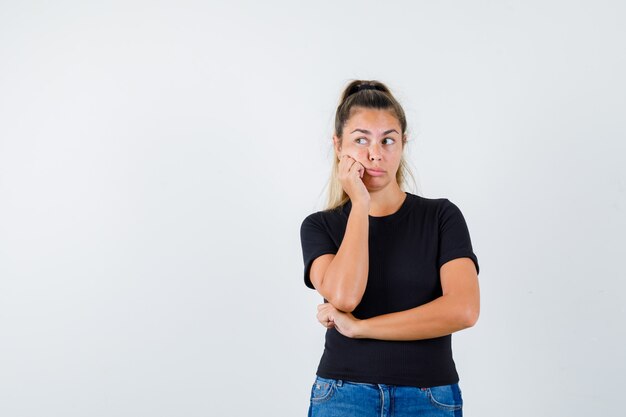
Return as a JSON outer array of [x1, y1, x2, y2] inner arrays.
[[309, 199, 369, 313], [308, 154, 370, 312]]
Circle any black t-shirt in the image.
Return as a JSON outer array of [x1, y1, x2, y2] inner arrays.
[[299, 192, 479, 387]]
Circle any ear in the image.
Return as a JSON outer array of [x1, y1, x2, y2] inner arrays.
[[333, 135, 342, 158]]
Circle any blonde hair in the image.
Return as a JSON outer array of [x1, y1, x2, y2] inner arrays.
[[324, 80, 417, 211]]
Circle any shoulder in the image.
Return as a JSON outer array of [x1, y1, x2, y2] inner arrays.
[[413, 194, 460, 210], [300, 207, 346, 239], [301, 205, 347, 227], [406, 194, 468, 225], [406, 193, 451, 213]]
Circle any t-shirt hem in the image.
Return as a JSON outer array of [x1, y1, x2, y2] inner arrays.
[[315, 370, 459, 388], [304, 250, 338, 289], [438, 250, 480, 275]]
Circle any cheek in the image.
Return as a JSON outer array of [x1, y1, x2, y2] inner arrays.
[[390, 150, 403, 161]]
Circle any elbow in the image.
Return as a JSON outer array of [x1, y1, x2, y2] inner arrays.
[[330, 294, 361, 313], [320, 274, 363, 313], [460, 305, 480, 328]]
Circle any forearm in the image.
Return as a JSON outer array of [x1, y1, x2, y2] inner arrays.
[[322, 201, 369, 312], [354, 294, 476, 341]]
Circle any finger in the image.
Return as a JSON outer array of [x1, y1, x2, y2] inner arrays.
[[318, 303, 330, 310], [317, 312, 326, 323], [317, 308, 331, 319], [339, 154, 356, 165], [348, 160, 364, 178], [339, 158, 356, 175], [318, 308, 330, 319], [317, 314, 334, 328]]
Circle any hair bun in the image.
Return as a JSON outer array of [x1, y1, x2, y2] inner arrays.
[[355, 83, 379, 92]]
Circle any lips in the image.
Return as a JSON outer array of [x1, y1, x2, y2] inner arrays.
[[365, 168, 385, 177]]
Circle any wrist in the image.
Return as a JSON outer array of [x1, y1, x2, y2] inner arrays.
[[351, 199, 370, 213], [353, 318, 368, 339]]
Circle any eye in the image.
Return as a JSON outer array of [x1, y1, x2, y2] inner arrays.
[[383, 137, 395, 145], [355, 137, 368, 144]]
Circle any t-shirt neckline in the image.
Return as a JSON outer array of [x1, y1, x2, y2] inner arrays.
[[343, 192, 413, 223]]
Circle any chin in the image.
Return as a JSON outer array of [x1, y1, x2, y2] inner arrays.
[[364, 181, 388, 191]]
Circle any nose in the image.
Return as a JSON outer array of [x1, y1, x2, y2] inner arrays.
[[369, 144, 382, 161]]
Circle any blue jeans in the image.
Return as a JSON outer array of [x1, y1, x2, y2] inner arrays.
[[308, 376, 463, 417]]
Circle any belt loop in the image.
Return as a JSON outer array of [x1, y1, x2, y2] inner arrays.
[[336, 379, 343, 387]]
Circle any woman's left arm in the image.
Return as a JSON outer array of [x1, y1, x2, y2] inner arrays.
[[317, 257, 480, 341]]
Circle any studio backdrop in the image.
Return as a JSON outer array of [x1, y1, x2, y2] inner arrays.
[[1, 1, 624, 416]]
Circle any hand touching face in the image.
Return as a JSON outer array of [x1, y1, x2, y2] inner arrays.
[[336, 154, 370, 203]]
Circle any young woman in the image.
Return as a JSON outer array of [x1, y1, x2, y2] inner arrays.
[[299, 80, 480, 417]]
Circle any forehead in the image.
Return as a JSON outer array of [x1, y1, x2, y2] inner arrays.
[[345, 107, 401, 132]]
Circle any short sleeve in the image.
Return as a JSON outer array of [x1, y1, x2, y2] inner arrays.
[[300, 213, 339, 289], [437, 199, 480, 275]]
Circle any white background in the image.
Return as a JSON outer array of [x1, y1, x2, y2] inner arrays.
[[1, 1, 625, 416]]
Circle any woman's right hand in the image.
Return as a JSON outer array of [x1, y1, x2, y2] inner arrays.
[[338, 154, 370, 205]]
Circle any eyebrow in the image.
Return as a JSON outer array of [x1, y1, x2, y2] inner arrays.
[[350, 128, 400, 135]]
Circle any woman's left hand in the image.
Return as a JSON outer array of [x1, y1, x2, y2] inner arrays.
[[317, 303, 362, 338]]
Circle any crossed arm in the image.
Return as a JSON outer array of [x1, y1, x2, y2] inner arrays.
[[309, 201, 480, 341], [311, 256, 480, 341]]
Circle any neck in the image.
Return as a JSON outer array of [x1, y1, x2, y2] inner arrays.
[[367, 183, 406, 216]]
